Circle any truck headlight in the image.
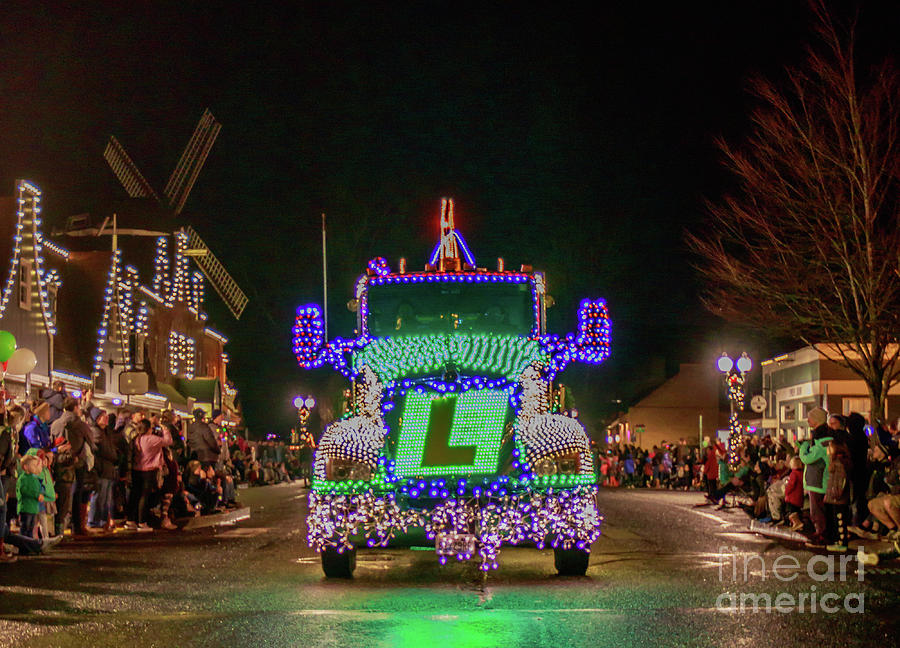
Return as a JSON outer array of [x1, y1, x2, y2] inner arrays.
[[326, 458, 372, 481], [533, 453, 580, 476], [534, 457, 557, 475]]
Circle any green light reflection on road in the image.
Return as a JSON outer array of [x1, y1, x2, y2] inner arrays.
[[383, 611, 525, 648]]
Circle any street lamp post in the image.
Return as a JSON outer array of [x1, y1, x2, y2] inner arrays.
[[716, 351, 752, 465]]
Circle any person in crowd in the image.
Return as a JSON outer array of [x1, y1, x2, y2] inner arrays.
[[623, 450, 635, 488], [160, 410, 186, 467], [89, 409, 118, 531], [845, 412, 871, 527], [20, 402, 51, 453], [799, 406, 832, 547], [56, 397, 97, 537], [122, 409, 146, 445], [187, 409, 222, 468], [863, 440, 900, 540], [1, 457, 60, 561], [26, 449, 57, 540], [824, 438, 853, 551], [39, 381, 67, 424], [707, 452, 753, 508], [784, 455, 805, 531], [184, 460, 220, 513], [127, 418, 172, 531], [702, 438, 719, 500], [0, 403, 22, 527], [16, 454, 44, 538], [156, 413, 181, 531]]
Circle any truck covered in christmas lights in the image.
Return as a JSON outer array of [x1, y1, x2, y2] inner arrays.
[[292, 199, 610, 577]]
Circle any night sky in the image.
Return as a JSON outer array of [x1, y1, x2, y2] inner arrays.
[[2, 2, 899, 435]]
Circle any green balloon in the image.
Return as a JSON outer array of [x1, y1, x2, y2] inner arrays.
[[0, 330, 16, 362]]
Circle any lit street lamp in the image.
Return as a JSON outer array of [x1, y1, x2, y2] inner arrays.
[[717, 351, 752, 465]]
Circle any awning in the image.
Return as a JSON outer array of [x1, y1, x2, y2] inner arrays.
[[177, 377, 221, 410], [157, 382, 189, 408]]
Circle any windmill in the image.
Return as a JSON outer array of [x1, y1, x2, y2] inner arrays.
[[102, 109, 248, 319]]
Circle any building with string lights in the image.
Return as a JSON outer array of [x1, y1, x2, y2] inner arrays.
[[0, 178, 243, 426]]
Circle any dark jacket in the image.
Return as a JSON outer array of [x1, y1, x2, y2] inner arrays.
[[91, 423, 119, 480], [187, 420, 220, 463], [64, 414, 94, 459], [39, 387, 67, 423], [0, 425, 17, 494]]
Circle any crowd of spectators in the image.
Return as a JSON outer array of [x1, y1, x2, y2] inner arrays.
[[0, 381, 312, 563], [596, 407, 900, 553]]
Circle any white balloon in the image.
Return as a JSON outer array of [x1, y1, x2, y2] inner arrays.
[[5, 347, 37, 375]]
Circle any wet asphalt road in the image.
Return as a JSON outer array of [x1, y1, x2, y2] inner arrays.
[[2, 483, 899, 648]]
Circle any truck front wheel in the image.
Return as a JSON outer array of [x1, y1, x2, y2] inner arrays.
[[321, 547, 357, 578], [554, 547, 589, 576]]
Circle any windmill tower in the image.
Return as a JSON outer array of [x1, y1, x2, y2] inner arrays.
[[103, 108, 248, 319]]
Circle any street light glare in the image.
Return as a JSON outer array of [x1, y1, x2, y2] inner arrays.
[[292, 396, 305, 409], [716, 354, 734, 373], [737, 354, 752, 373], [304, 397, 316, 409]]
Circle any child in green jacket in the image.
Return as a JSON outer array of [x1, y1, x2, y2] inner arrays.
[[16, 454, 45, 538], [25, 448, 57, 538]]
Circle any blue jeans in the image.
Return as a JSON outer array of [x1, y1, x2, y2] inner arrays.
[[19, 512, 38, 538], [89, 478, 114, 527]]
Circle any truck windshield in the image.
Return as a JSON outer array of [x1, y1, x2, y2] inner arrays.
[[366, 280, 535, 337]]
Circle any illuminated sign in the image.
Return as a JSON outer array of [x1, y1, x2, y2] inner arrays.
[[394, 389, 508, 477]]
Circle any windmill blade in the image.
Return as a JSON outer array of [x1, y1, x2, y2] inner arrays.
[[164, 109, 221, 215], [104, 136, 160, 199], [185, 226, 248, 319]]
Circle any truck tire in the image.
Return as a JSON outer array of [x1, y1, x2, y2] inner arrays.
[[321, 547, 356, 578], [554, 547, 589, 576]]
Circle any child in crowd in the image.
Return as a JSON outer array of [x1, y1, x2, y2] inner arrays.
[[825, 440, 853, 551], [784, 456, 805, 531], [16, 455, 45, 537], [28, 449, 57, 539]]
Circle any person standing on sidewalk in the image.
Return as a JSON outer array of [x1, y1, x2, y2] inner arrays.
[[127, 419, 172, 531], [800, 407, 832, 547], [187, 409, 221, 469], [88, 409, 118, 531], [61, 397, 98, 537]]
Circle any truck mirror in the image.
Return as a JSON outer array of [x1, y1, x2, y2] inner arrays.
[[119, 370, 150, 395], [293, 304, 326, 368], [571, 299, 611, 365]]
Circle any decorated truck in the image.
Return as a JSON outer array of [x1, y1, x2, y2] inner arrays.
[[292, 199, 610, 577]]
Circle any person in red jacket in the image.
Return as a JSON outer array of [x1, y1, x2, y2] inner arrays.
[[785, 456, 805, 531]]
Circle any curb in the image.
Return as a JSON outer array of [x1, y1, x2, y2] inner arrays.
[[181, 506, 251, 530]]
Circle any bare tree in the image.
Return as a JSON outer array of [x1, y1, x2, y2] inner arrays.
[[689, 2, 900, 421]]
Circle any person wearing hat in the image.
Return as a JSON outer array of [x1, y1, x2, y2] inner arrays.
[[799, 406, 833, 546], [187, 409, 221, 469]]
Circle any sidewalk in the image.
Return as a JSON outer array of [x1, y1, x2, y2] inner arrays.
[[697, 497, 900, 565]]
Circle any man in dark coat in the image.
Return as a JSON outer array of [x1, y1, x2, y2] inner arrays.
[[187, 409, 221, 468], [88, 409, 117, 530]]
